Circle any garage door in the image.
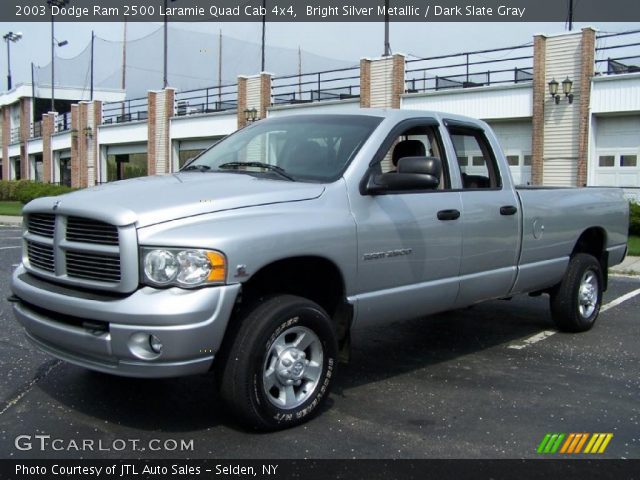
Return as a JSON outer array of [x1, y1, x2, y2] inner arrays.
[[487, 120, 533, 185], [592, 115, 640, 187]]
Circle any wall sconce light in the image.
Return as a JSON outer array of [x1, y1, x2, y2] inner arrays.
[[562, 76, 574, 104], [83, 126, 93, 138], [244, 108, 259, 124], [548, 77, 574, 104], [548, 78, 560, 104]]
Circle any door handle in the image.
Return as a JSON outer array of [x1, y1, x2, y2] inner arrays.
[[437, 209, 461, 221], [500, 205, 518, 216]]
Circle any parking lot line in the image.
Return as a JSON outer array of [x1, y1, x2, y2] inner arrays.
[[508, 330, 557, 350], [0, 246, 21, 250], [600, 287, 640, 313], [508, 287, 640, 350]]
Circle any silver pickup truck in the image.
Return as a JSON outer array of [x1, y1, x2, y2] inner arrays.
[[10, 110, 629, 430]]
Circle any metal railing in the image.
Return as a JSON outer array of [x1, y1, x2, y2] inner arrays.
[[10, 126, 21, 143], [271, 66, 360, 105], [102, 97, 149, 125], [596, 29, 640, 76], [31, 121, 43, 139], [174, 84, 238, 116], [55, 112, 71, 133], [405, 43, 533, 93]]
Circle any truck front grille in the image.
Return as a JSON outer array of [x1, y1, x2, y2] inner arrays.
[[23, 213, 137, 293], [67, 217, 119, 245], [66, 250, 121, 282], [26, 241, 55, 272], [27, 214, 56, 238]]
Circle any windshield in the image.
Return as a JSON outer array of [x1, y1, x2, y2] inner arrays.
[[182, 115, 382, 182]]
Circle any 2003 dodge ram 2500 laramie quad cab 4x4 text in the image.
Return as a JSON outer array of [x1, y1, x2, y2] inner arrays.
[[10, 110, 629, 430]]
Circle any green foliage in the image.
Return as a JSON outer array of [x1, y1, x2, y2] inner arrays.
[[0, 180, 75, 205], [630, 202, 640, 237]]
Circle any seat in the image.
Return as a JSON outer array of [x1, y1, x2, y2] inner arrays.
[[282, 140, 329, 177], [392, 140, 426, 169]]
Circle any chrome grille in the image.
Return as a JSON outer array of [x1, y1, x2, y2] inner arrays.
[[67, 217, 119, 245], [66, 250, 121, 282], [27, 214, 55, 238], [26, 241, 55, 272], [23, 212, 136, 292]]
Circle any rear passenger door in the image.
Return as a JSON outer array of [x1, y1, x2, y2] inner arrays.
[[446, 122, 520, 306]]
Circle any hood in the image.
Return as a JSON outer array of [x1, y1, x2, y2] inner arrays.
[[25, 173, 325, 228]]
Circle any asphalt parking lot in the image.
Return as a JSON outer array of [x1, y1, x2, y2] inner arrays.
[[0, 224, 638, 460]]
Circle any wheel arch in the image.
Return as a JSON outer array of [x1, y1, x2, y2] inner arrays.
[[571, 226, 608, 289]]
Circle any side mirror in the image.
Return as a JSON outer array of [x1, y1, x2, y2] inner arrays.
[[366, 156, 441, 194]]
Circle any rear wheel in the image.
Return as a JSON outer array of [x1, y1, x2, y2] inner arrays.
[[550, 253, 603, 332], [218, 295, 337, 430]]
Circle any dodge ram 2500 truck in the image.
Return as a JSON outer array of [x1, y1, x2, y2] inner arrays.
[[11, 110, 629, 430]]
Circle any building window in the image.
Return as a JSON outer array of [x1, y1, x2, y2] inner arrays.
[[523, 155, 532, 166], [621, 155, 637, 167], [506, 155, 519, 166], [60, 158, 71, 187], [472, 155, 485, 167], [457, 156, 468, 167], [107, 153, 148, 182], [598, 155, 615, 167]]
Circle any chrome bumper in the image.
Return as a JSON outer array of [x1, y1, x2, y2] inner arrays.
[[11, 265, 241, 378]]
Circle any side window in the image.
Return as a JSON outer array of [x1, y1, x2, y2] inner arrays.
[[378, 125, 451, 190], [448, 127, 502, 189]]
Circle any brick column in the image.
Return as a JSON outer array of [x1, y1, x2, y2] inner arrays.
[[1, 107, 9, 180], [391, 54, 406, 109], [70, 104, 81, 188], [237, 76, 248, 129], [19, 98, 31, 180], [147, 88, 175, 176], [260, 73, 272, 120], [577, 28, 596, 187], [42, 112, 55, 183], [360, 58, 371, 108], [359, 54, 405, 109], [531, 34, 546, 186], [236, 73, 271, 129]]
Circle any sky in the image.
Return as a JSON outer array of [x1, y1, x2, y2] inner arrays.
[[0, 21, 638, 92]]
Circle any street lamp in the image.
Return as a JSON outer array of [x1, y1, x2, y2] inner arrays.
[[3, 31, 22, 91], [47, 0, 70, 112]]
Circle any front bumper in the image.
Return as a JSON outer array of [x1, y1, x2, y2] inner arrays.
[[10, 265, 241, 378]]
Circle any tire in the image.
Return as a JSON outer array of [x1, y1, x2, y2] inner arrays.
[[218, 295, 338, 430], [550, 253, 603, 333]]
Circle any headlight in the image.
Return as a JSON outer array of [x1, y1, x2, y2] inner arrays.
[[141, 248, 226, 288]]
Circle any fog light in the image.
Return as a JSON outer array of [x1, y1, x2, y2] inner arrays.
[[149, 335, 163, 354], [128, 332, 163, 359]]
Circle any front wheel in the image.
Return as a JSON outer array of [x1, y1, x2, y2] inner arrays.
[[218, 295, 338, 430], [550, 253, 603, 332]]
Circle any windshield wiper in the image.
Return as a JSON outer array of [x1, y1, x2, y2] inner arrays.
[[218, 162, 295, 181], [181, 164, 211, 172]]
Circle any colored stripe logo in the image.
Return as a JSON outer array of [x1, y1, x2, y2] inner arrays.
[[537, 433, 613, 454]]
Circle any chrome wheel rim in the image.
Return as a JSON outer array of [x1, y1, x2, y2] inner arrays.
[[262, 325, 324, 410], [578, 269, 598, 318]]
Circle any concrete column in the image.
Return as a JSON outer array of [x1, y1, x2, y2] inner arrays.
[[531, 34, 547, 186], [237, 73, 272, 129], [359, 54, 405, 109], [41, 112, 55, 183], [1, 107, 9, 180], [19, 98, 31, 180], [148, 88, 175, 176], [577, 28, 596, 187]]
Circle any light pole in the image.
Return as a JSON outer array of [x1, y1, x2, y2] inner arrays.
[[3, 31, 22, 91], [47, 0, 69, 112]]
